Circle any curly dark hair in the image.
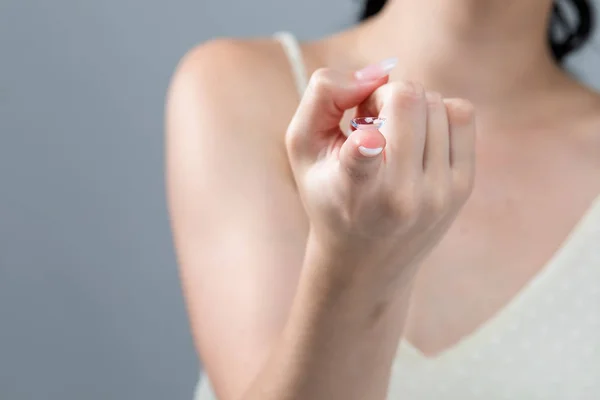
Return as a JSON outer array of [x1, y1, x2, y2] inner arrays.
[[360, 0, 595, 63]]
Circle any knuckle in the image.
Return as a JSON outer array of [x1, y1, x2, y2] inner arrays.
[[390, 186, 422, 221], [307, 68, 335, 97], [380, 186, 397, 213], [425, 91, 443, 108], [285, 114, 306, 152], [453, 172, 475, 201], [386, 80, 424, 109], [426, 186, 451, 214], [337, 206, 354, 231], [445, 98, 476, 125], [285, 128, 301, 154]]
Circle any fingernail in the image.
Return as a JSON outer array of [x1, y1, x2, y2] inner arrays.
[[354, 57, 398, 81], [358, 146, 384, 157]]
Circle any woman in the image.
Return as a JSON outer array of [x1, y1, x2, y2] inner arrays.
[[166, 0, 600, 399]]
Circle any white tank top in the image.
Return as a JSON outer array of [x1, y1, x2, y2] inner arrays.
[[194, 32, 600, 400]]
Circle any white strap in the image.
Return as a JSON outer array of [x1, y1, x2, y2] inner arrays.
[[274, 31, 309, 98]]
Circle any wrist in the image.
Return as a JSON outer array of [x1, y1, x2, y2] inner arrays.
[[305, 226, 418, 283], [299, 229, 416, 322]]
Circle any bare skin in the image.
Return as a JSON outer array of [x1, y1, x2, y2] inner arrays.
[[166, 0, 600, 398]]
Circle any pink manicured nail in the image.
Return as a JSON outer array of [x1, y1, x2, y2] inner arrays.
[[354, 57, 398, 81]]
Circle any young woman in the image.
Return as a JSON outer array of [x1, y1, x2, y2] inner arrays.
[[166, 0, 600, 398]]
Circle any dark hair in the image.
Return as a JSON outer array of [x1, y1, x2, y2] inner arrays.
[[360, 0, 595, 63]]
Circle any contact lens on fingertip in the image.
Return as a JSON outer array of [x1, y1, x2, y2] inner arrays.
[[351, 117, 386, 130]]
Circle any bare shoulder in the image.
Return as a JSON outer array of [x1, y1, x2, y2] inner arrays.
[[164, 36, 311, 233], [166, 37, 303, 142], [164, 39, 313, 397]]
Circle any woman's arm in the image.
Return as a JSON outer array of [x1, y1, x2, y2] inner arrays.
[[166, 40, 475, 400], [166, 41, 412, 400], [166, 40, 311, 400], [242, 233, 416, 400]]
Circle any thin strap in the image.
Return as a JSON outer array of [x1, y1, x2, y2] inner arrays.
[[274, 31, 309, 98]]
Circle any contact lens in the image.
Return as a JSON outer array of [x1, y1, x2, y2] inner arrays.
[[351, 117, 386, 130]]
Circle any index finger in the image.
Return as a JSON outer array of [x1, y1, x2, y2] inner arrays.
[[289, 68, 388, 137]]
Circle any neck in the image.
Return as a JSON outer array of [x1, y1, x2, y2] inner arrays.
[[355, 0, 566, 108]]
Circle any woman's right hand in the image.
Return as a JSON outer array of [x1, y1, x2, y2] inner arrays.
[[286, 62, 476, 280]]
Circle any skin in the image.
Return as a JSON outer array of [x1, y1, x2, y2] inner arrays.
[[165, 0, 600, 398]]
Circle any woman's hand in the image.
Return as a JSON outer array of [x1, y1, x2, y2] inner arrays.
[[286, 63, 476, 280]]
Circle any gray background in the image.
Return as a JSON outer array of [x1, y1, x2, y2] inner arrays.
[[0, 0, 599, 399]]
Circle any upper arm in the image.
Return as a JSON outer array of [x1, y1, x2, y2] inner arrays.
[[165, 39, 309, 399]]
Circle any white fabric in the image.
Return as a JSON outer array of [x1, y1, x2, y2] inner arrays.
[[273, 31, 309, 97], [193, 32, 600, 399]]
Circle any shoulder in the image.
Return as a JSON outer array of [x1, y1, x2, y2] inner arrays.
[[164, 37, 314, 219], [166, 37, 304, 139], [171, 37, 290, 92]]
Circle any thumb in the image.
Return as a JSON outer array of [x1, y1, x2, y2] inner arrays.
[[338, 128, 386, 184]]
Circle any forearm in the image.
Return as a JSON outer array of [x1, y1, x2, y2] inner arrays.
[[242, 233, 416, 400]]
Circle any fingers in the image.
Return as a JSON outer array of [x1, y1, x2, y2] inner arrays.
[[286, 64, 391, 165], [338, 128, 386, 187], [445, 98, 477, 199], [371, 81, 428, 177], [423, 91, 450, 175], [359, 83, 475, 214]]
